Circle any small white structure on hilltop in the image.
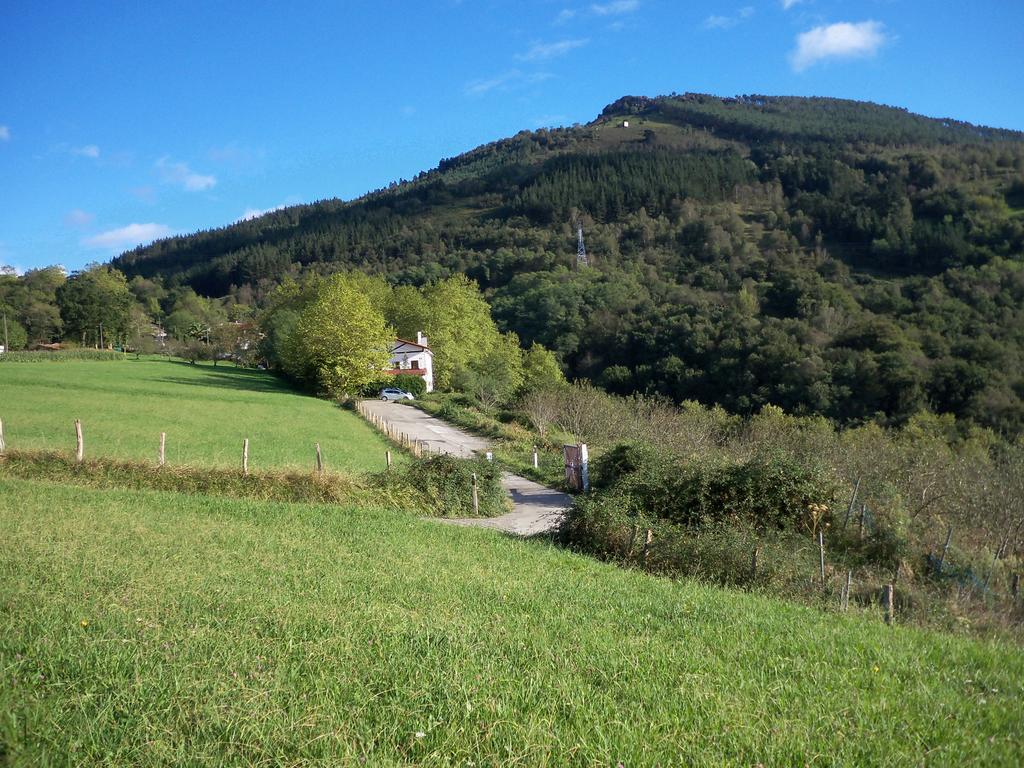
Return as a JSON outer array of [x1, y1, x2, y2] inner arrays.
[[622, 120, 629, 128], [388, 331, 434, 392]]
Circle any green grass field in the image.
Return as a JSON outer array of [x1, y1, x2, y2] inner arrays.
[[0, 359, 396, 473], [1, 477, 1022, 765]]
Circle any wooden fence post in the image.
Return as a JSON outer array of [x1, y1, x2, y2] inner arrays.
[[315, 442, 323, 476], [472, 472, 479, 516], [842, 477, 860, 531], [75, 419, 84, 463], [628, 525, 639, 559], [0, 417, 5, 454], [937, 526, 953, 574], [533, 446, 539, 469], [242, 438, 249, 476], [842, 570, 852, 611], [386, 450, 392, 469], [818, 530, 826, 587], [882, 584, 894, 625], [642, 528, 653, 566], [159, 432, 166, 467]]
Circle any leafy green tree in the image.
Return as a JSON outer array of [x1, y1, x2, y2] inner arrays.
[[1, 314, 28, 351], [288, 275, 393, 397], [521, 342, 565, 394], [458, 331, 526, 408], [422, 275, 502, 390], [163, 288, 227, 340], [56, 265, 134, 346], [392, 373, 427, 397], [387, 284, 430, 340]]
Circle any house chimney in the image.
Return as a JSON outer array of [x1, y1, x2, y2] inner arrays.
[[417, 331, 428, 346]]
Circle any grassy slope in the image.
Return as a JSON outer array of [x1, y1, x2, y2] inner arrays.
[[1, 478, 1021, 766], [0, 359, 396, 473]]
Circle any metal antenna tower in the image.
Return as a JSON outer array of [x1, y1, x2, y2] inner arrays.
[[576, 222, 589, 268]]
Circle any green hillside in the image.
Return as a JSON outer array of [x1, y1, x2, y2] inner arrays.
[[2, 477, 1022, 765], [0, 359, 395, 472], [107, 93, 1024, 436]]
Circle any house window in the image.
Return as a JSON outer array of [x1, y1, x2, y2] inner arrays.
[[410, 361, 419, 369]]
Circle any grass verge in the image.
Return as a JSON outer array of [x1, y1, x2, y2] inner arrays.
[[0, 450, 509, 519]]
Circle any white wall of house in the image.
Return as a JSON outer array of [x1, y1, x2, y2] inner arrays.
[[389, 332, 434, 392]]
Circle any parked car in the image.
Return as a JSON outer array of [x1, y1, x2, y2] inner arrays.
[[380, 387, 415, 401]]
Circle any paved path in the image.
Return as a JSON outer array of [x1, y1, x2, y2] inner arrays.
[[359, 400, 571, 536]]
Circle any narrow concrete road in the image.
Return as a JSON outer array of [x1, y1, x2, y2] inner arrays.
[[359, 400, 572, 536]]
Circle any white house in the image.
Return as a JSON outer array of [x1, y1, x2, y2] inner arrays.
[[387, 331, 434, 392]]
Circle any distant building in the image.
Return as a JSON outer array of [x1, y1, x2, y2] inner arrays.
[[387, 331, 434, 392], [622, 120, 629, 128]]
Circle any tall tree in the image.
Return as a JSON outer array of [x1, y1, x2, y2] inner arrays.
[[422, 275, 502, 390], [56, 265, 134, 346], [288, 275, 393, 397]]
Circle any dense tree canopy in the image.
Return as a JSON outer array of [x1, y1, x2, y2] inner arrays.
[[56, 265, 134, 346], [285, 275, 394, 397]]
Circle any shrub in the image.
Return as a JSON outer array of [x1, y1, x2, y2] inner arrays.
[[591, 445, 837, 533], [590, 442, 672, 490], [560, 489, 649, 559], [392, 373, 427, 397], [387, 454, 508, 518], [360, 377, 392, 397], [0, 349, 124, 362], [667, 453, 837, 532]]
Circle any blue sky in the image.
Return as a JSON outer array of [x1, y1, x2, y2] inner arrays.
[[2, 0, 1022, 274]]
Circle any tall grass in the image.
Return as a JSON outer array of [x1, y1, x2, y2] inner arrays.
[[0, 450, 510, 518], [0, 348, 125, 362]]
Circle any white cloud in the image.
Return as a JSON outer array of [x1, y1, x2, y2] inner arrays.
[[591, 0, 638, 15], [791, 21, 888, 71], [781, 0, 803, 9], [517, 38, 589, 61], [238, 204, 287, 222], [83, 223, 172, 250], [704, 6, 754, 29], [554, 9, 576, 24], [156, 157, 216, 191], [64, 209, 95, 228], [72, 144, 100, 158], [0, 125, 9, 141], [464, 70, 552, 97]]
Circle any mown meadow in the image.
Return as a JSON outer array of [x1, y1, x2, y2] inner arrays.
[[1, 478, 1022, 765], [0, 358, 395, 473]]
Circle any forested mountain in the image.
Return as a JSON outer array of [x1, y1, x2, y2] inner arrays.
[[113, 93, 1024, 436]]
